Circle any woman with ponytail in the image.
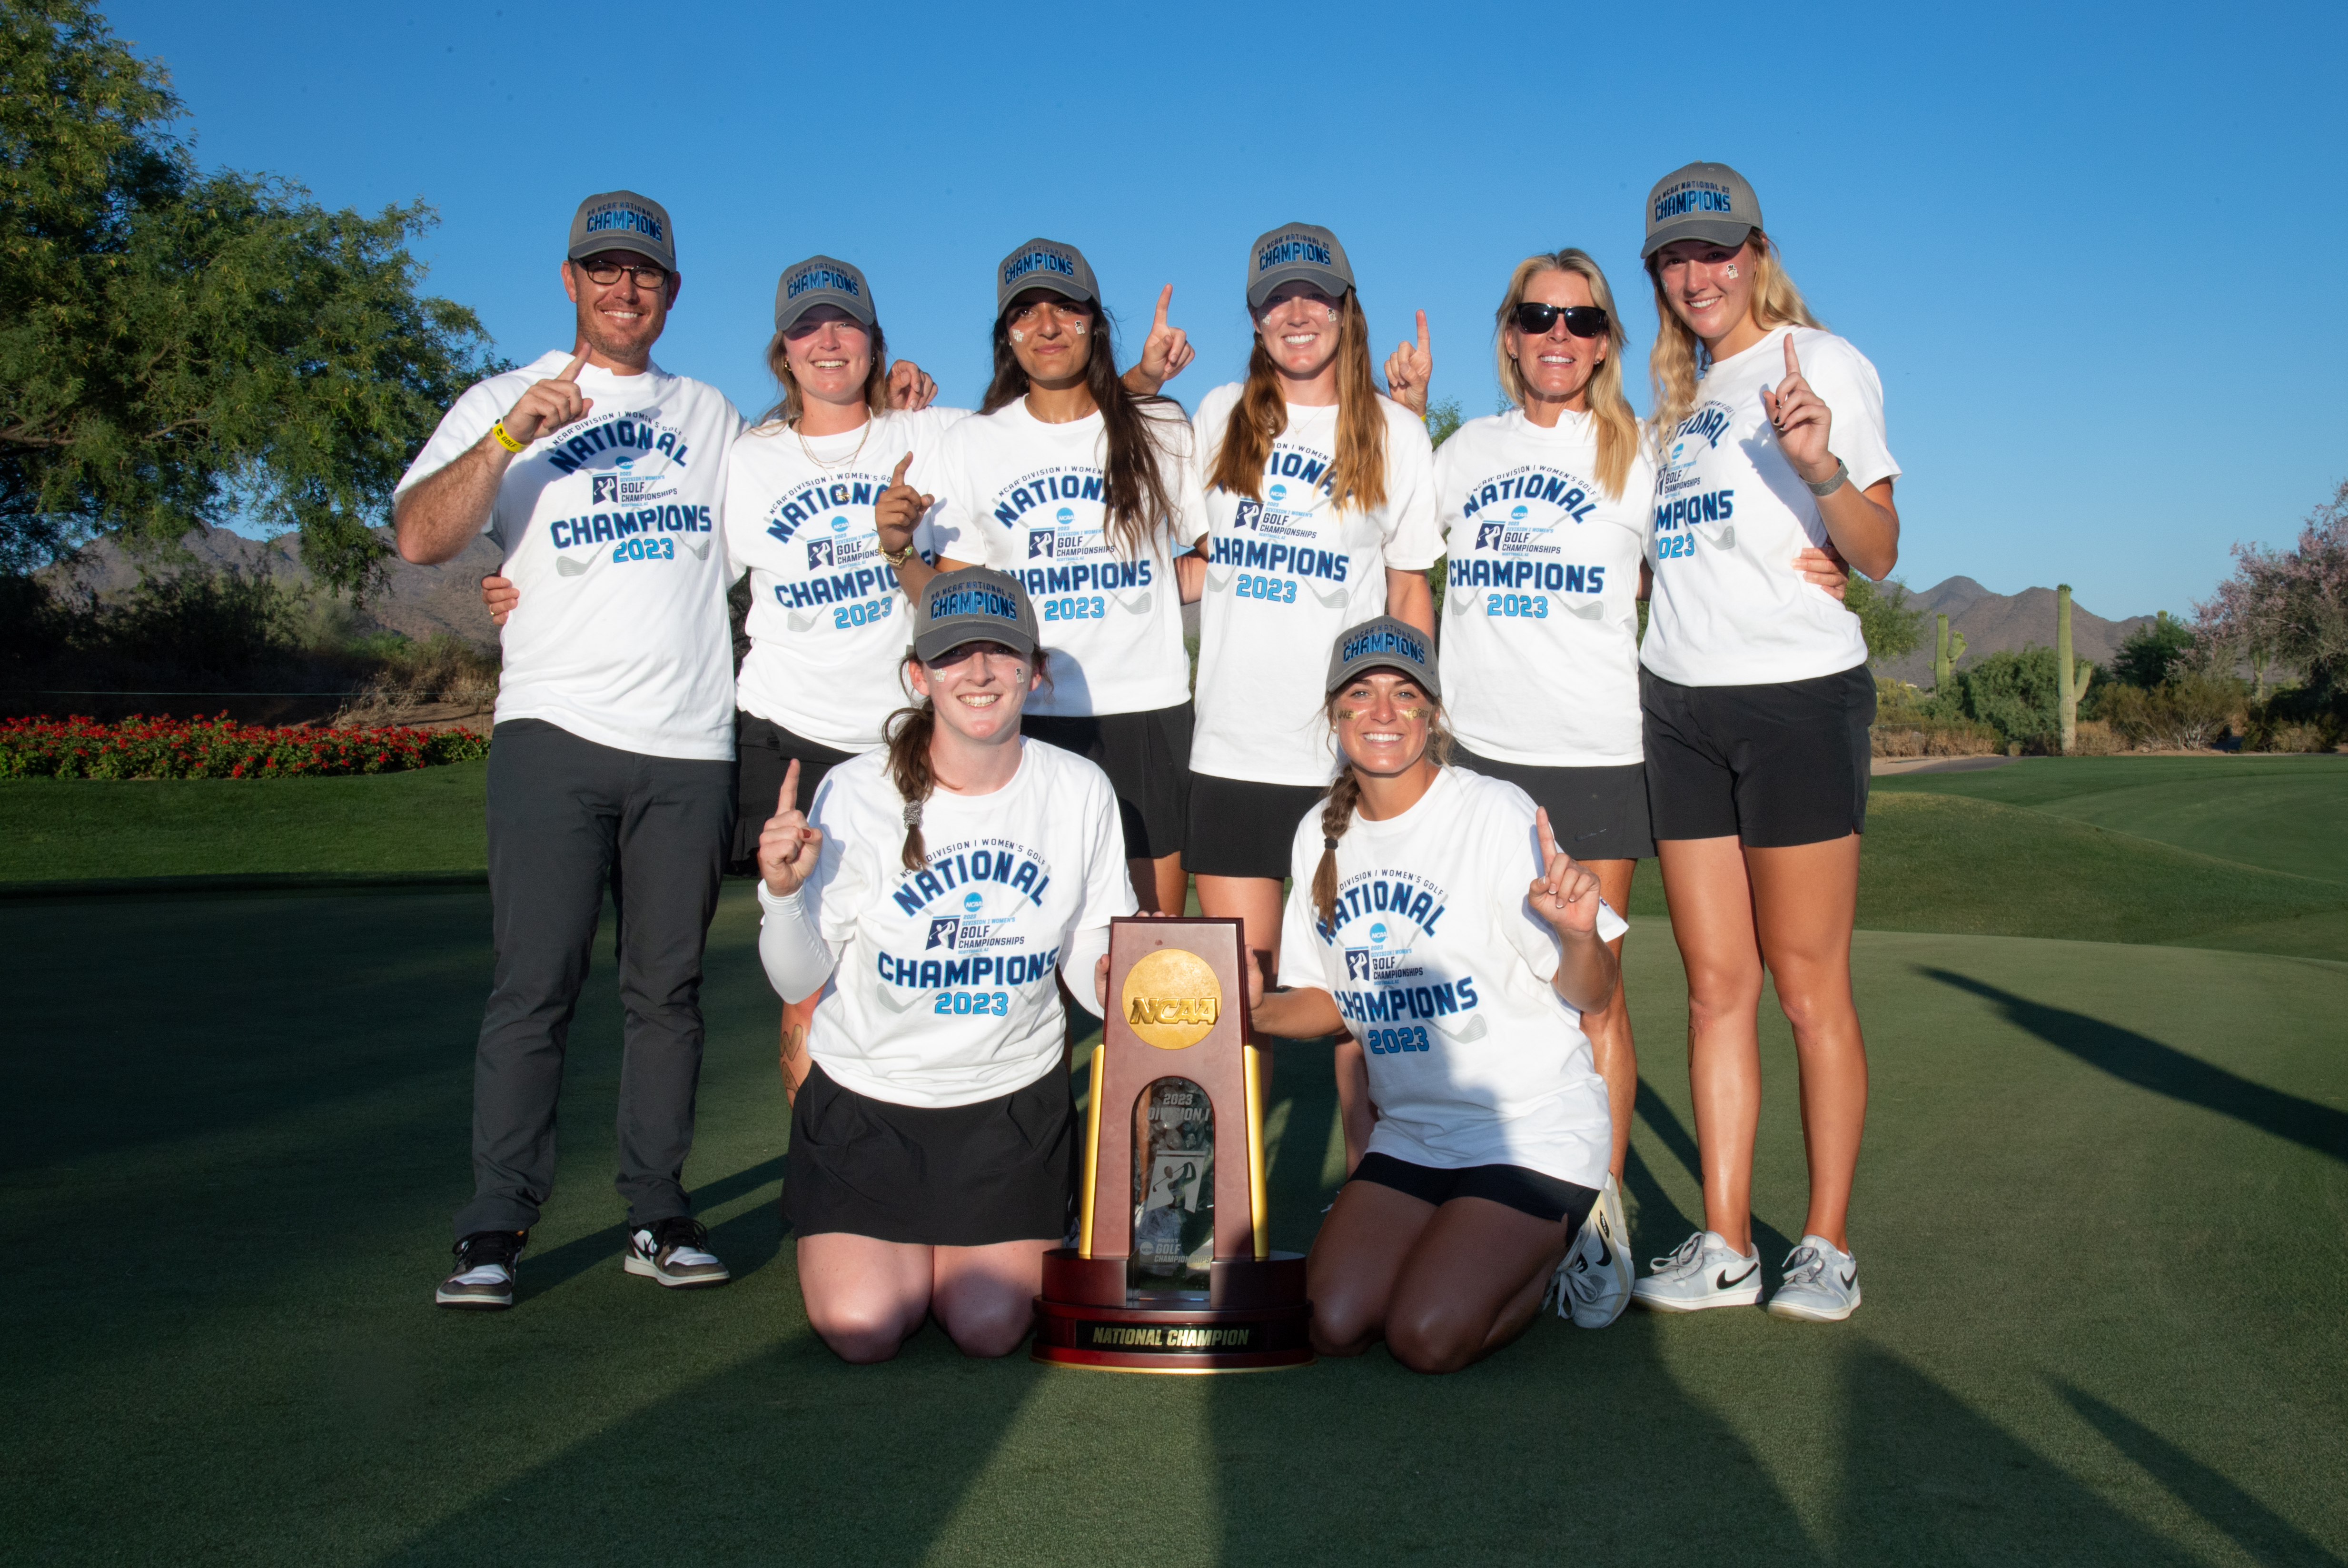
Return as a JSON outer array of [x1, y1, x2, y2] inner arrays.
[[902, 238, 1205, 917], [753, 567, 1136, 1362], [1187, 224, 1443, 982], [1244, 617, 1625, 1373], [1629, 163, 1901, 1325]]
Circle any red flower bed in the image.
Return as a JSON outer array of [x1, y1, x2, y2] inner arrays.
[[0, 714, 492, 780]]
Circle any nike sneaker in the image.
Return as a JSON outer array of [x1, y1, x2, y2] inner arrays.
[[624, 1217, 731, 1289], [435, 1230, 525, 1310], [1766, 1235, 1861, 1322], [1554, 1174, 1635, 1328], [1629, 1230, 1763, 1313]]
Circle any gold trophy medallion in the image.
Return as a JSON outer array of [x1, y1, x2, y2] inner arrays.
[[1120, 947, 1222, 1050]]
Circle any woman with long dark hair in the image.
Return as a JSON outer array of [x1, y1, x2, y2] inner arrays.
[[1187, 224, 1442, 983], [1629, 162, 1901, 1323], [753, 567, 1135, 1361], [1245, 617, 1624, 1372], [902, 239, 1205, 917]]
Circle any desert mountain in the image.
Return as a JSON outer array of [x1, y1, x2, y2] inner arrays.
[[1879, 577, 2154, 687], [40, 527, 505, 652]]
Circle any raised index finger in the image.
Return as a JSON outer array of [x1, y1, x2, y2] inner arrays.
[[1782, 334, 1802, 379], [1415, 309, 1430, 356], [558, 351, 588, 382], [778, 759, 801, 815], [1534, 805, 1561, 863], [889, 452, 914, 487], [1152, 284, 1173, 332]]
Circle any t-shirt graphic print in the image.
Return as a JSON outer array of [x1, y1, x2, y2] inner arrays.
[[1189, 383, 1441, 785], [1434, 409, 1653, 766], [395, 350, 745, 760], [1640, 325, 1899, 688], [728, 406, 968, 751]]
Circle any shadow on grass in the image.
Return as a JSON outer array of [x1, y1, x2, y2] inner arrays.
[[1922, 968, 2348, 1164], [2055, 1381, 2343, 1567], [517, 1153, 789, 1299]]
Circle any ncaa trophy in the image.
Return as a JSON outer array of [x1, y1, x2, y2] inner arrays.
[[1032, 916, 1314, 1371]]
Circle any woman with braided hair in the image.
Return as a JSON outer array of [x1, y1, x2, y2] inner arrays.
[[1242, 617, 1625, 1372], [752, 567, 1136, 1363]]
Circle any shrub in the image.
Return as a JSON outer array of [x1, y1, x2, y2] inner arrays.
[[2099, 673, 2245, 751], [1952, 645, 2061, 749], [2069, 719, 2126, 755], [0, 714, 490, 780], [2237, 687, 2345, 753], [2111, 611, 2197, 688]]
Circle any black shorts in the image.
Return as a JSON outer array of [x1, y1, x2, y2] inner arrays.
[[1350, 1151, 1597, 1228], [732, 711, 859, 871], [784, 1061, 1075, 1247], [1641, 665, 1875, 848], [1449, 748, 1655, 862], [1021, 703, 1193, 861], [1184, 773, 1328, 880]]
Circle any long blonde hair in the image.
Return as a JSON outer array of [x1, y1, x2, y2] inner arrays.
[[755, 320, 890, 429], [1208, 290, 1389, 516], [1493, 249, 1640, 500], [1310, 688, 1454, 928], [1644, 228, 1819, 447]]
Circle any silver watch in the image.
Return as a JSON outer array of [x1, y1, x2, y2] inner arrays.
[[1804, 457, 1849, 498]]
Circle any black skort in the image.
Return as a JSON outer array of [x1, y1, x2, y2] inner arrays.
[[1183, 773, 1329, 880], [1641, 664, 1875, 848], [732, 710, 859, 872], [784, 1061, 1075, 1247], [1351, 1151, 1597, 1228], [1449, 749, 1655, 862], [1021, 703, 1193, 861]]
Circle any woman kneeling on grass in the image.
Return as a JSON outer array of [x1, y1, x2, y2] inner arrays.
[[1243, 617, 1625, 1372], [752, 567, 1135, 1362]]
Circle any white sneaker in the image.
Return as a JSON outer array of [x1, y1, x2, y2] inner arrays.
[[1767, 1235, 1861, 1322], [623, 1218, 731, 1288], [1629, 1230, 1762, 1313], [1554, 1174, 1635, 1328]]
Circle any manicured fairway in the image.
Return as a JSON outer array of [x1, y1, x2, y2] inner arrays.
[[3, 883, 2340, 1567]]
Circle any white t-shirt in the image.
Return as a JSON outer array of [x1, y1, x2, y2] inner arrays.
[[1189, 384, 1443, 784], [1640, 325, 1899, 687], [927, 399, 1205, 718], [395, 350, 745, 760], [757, 740, 1137, 1109], [1277, 766, 1624, 1188], [1434, 409, 1654, 767], [727, 407, 969, 752]]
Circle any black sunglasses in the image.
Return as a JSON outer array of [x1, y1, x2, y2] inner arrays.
[[1511, 302, 1609, 338]]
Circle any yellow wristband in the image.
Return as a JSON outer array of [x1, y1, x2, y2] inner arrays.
[[488, 419, 527, 454]]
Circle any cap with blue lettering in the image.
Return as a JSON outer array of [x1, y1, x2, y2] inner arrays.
[[994, 238, 1098, 315], [1326, 615, 1440, 701], [912, 566, 1040, 664], [1246, 222, 1354, 310], [1640, 161, 1762, 259], [568, 190, 675, 272], [774, 254, 876, 333]]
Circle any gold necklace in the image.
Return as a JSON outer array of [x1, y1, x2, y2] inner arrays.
[[794, 414, 872, 472]]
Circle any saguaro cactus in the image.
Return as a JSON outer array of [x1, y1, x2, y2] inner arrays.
[[1934, 613, 1968, 691], [2056, 584, 2094, 754]]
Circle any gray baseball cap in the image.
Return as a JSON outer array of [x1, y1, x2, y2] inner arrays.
[[1641, 161, 1762, 259], [774, 254, 876, 333], [912, 566, 1040, 664], [995, 238, 1098, 315], [568, 190, 675, 271], [1246, 222, 1354, 310], [1326, 616, 1440, 701]]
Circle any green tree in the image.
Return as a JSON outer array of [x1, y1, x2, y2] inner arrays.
[[2111, 610, 2195, 688], [1844, 573, 1923, 666], [0, 0, 502, 590]]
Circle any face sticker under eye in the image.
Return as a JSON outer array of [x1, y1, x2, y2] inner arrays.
[[1398, 706, 1432, 720], [1009, 328, 1026, 343], [1337, 707, 1364, 720], [1724, 264, 1738, 278], [1325, 306, 1338, 321]]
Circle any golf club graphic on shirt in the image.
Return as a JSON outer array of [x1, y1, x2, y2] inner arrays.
[[1120, 591, 1152, 615], [555, 554, 591, 577], [1558, 597, 1607, 620], [1205, 565, 1236, 594], [1426, 1011, 1489, 1043], [1694, 522, 1736, 550], [1307, 580, 1348, 609], [786, 606, 823, 631], [1446, 586, 1483, 619]]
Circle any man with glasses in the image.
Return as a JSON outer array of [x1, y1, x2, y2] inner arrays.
[[396, 190, 743, 1309]]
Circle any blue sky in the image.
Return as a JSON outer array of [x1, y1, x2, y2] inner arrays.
[[110, 0, 2344, 620]]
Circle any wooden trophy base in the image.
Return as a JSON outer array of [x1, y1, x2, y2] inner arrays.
[[1031, 1248, 1315, 1373]]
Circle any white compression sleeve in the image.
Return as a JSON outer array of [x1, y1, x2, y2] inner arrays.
[[755, 883, 838, 1005], [1061, 920, 1111, 1020]]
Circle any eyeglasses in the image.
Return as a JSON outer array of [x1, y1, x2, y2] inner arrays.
[[579, 259, 671, 291], [1511, 302, 1609, 338]]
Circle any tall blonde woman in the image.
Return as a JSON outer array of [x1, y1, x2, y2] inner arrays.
[[1628, 162, 1900, 1323], [1188, 224, 1442, 984]]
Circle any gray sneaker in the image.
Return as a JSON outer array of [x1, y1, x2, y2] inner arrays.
[[1629, 1230, 1762, 1313], [1555, 1174, 1635, 1328], [624, 1217, 730, 1289], [1767, 1234, 1861, 1322], [435, 1230, 525, 1310]]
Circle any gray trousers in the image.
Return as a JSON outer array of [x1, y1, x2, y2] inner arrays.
[[453, 718, 735, 1239]]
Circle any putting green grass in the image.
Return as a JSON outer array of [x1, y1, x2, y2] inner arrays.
[[2, 885, 2341, 1566], [0, 761, 489, 888]]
